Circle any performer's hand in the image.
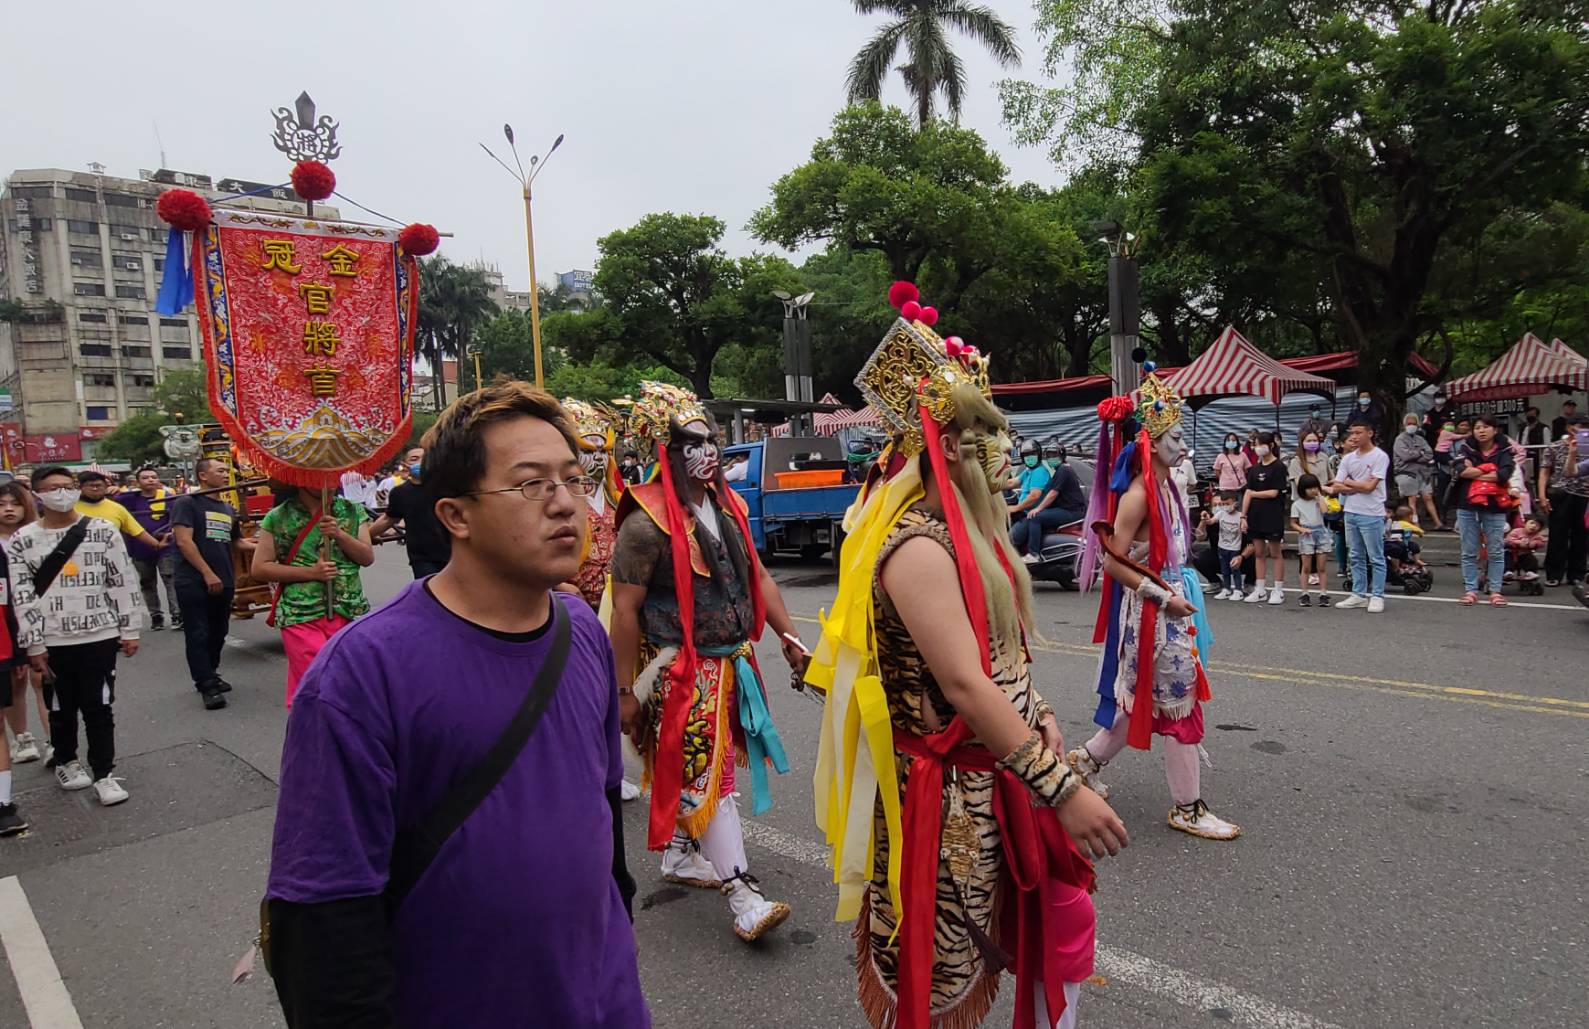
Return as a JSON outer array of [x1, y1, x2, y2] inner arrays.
[[1164, 596, 1197, 619], [618, 692, 640, 735], [316, 514, 342, 540], [1059, 787, 1129, 859], [309, 559, 339, 583], [780, 637, 811, 677], [1039, 714, 1064, 757]]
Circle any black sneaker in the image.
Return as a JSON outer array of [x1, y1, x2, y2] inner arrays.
[[0, 803, 27, 837], [202, 688, 227, 711], [1299, 594, 1312, 607], [214, 677, 234, 694], [1318, 594, 1331, 608], [150, 616, 165, 631], [171, 617, 184, 630]]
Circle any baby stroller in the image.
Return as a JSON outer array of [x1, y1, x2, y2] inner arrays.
[[1383, 525, 1434, 595], [1501, 540, 1545, 596]]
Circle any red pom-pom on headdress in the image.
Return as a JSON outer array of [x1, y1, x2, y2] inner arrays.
[[918, 306, 938, 327], [1098, 396, 1135, 422], [290, 160, 336, 202], [155, 189, 211, 232], [398, 223, 440, 256], [900, 300, 922, 322], [888, 281, 920, 309]]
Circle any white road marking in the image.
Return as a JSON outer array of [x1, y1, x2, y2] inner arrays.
[[738, 817, 1348, 1029], [1265, 586, 1584, 612], [0, 876, 84, 1029]]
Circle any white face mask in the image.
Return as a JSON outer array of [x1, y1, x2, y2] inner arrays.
[[1255, 444, 1270, 458], [40, 488, 80, 513], [1405, 424, 1419, 435]]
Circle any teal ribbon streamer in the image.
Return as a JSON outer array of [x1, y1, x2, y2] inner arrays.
[[1179, 566, 1215, 661], [703, 644, 790, 816]]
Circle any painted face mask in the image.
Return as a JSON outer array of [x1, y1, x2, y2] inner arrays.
[[1154, 427, 1186, 467], [680, 433, 721, 482], [970, 430, 1011, 495], [578, 436, 608, 475]]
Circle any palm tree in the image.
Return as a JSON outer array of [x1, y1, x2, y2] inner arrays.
[[845, 0, 1020, 129], [417, 258, 496, 408]]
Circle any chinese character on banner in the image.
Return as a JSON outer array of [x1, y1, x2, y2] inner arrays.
[[194, 211, 416, 488]]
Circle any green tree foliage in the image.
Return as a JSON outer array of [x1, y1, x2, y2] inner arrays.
[[1003, 1, 1589, 423], [559, 213, 801, 398], [845, 0, 1021, 128], [95, 368, 215, 465], [417, 257, 496, 410]]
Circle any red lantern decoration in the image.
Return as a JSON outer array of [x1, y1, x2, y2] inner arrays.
[[887, 280, 920, 309], [155, 189, 212, 232], [900, 300, 922, 322], [398, 223, 441, 256], [290, 160, 336, 202]]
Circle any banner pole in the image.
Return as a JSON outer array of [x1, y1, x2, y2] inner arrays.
[[320, 485, 334, 620]]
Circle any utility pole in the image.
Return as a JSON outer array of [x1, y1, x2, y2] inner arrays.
[[774, 290, 816, 435], [1094, 220, 1142, 392]]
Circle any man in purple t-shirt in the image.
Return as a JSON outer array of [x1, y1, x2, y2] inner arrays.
[[119, 468, 181, 630], [266, 382, 647, 1029]]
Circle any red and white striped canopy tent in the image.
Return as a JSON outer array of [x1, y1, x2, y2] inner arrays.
[[1547, 337, 1587, 369], [1443, 333, 1588, 402], [770, 394, 882, 437], [1159, 326, 1336, 410]]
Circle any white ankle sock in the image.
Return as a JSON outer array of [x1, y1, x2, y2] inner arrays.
[[0, 770, 11, 805], [1253, 579, 1266, 590]]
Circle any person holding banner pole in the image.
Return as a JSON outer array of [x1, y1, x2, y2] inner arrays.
[[252, 487, 374, 707]]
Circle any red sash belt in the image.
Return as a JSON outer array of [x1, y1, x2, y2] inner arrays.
[[892, 723, 1095, 1029]]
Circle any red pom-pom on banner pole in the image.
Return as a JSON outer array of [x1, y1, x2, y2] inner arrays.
[[155, 189, 212, 232], [398, 223, 441, 257], [899, 300, 922, 322], [887, 280, 920, 309], [290, 160, 336, 202], [918, 306, 938, 327]]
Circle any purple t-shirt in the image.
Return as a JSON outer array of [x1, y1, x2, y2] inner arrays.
[[267, 582, 648, 1029], [119, 488, 175, 561]]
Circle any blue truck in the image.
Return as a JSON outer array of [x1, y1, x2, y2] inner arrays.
[[725, 437, 861, 563]]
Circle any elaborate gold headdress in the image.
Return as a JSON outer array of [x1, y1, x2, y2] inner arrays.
[[616, 381, 709, 447], [561, 397, 616, 449], [1134, 371, 1184, 438], [856, 291, 992, 456]]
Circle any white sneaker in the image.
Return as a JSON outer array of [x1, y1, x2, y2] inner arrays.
[[1307, 574, 1319, 586], [93, 776, 129, 807], [724, 873, 790, 942], [11, 732, 40, 763], [1226, 589, 1245, 602], [1167, 799, 1241, 840], [1336, 594, 1368, 610], [1212, 588, 1230, 600], [1243, 586, 1266, 603], [660, 839, 722, 889], [1367, 596, 1385, 613], [619, 779, 642, 801], [1021, 552, 1042, 565], [1267, 587, 1285, 605], [55, 760, 92, 791]]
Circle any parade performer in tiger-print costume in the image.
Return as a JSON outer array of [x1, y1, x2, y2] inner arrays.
[[608, 382, 808, 942], [806, 283, 1128, 1029]]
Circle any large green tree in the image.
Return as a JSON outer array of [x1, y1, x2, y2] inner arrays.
[[845, 0, 1021, 128], [95, 368, 214, 465], [417, 257, 496, 410], [1004, 1, 1589, 417], [560, 213, 800, 398]]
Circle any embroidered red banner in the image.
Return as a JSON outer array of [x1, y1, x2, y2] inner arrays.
[[193, 210, 417, 487]]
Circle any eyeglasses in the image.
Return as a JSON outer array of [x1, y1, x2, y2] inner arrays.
[[464, 476, 600, 503]]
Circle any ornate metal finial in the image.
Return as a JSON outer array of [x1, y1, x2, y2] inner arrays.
[[271, 91, 342, 163]]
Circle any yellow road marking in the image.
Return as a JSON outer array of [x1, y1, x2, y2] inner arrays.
[[787, 614, 1589, 720]]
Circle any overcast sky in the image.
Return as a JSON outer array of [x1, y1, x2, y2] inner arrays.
[[2, 0, 1062, 285]]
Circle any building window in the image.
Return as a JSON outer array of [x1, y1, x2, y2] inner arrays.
[[80, 344, 113, 357], [66, 219, 98, 234], [121, 345, 152, 358], [115, 285, 146, 299], [131, 374, 155, 387], [85, 373, 116, 386], [65, 187, 98, 203], [162, 346, 192, 360], [11, 185, 53, 199], [104, 193, 139, 208], [110, 224, 142, 240], [153, 257, 164, 272], [74, 283, 106, 297], [111, 254, 141, 272], [71, 249, 104, 268], [85, 406, 112, 421], [118, 312, 146, 325], [147, 227, 164, 242], [31, 217, 52, 231], [79, 311, 108, 323], [158, 317, 186, 328]]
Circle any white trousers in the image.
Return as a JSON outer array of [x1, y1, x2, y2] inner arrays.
[[697, 793, 750, 880], [1084, 710, 1202, 806], [1033, 981, 1082, 1029]]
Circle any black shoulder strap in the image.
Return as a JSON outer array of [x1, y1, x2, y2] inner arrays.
[[33, 519, 91, 598], [384, 595, 573, 910]]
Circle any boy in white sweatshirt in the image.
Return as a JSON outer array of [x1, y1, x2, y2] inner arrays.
[[7, 466, 143, 805]]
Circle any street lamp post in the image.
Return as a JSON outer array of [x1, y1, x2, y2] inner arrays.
[[1092, 220, 1142, 393], [773, 290, 816, 435], [482, 126, 564, 388]]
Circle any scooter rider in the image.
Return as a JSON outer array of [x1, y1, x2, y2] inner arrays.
[[1014, 441, 1088, 564]]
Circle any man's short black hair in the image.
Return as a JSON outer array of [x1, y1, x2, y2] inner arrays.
[[77, 470, 108, 485], [32, 466, 73, 489], [422, 380, 579, 500], [194, 457, 225, 475]]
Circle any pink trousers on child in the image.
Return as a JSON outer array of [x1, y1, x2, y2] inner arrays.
[[282, 614, 351, 708]]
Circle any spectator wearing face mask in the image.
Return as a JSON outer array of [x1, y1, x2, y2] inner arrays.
[[1451, 414, 1517, 606], [1012, 444, 1085, 563], [1549, 400, 1579, 442], [619, 451, 644, 486], [1214, 433, 1251, 493], [1241, 431, 1289, 604], [1006, 439, 1052, 535], [1298, 404, 1331, 445], [1393, 414, 1440, 528], [1423, 391, 1455, 447], [1347, 390, 1385, 440]]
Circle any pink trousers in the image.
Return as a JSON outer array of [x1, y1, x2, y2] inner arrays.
[[282, 614, 351, 708]]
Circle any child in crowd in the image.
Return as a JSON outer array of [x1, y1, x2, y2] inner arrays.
[[1201, 490, 1247, 600], [1504, 515, 1547, 582], [1385, 504, 1427, 576], [0, 481, 48, 770], [1289, 474, 1331, 607], [0, 482, 31, 835]]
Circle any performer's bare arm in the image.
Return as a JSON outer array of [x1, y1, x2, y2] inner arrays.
[[1102, 484, 1196, 618], [882, 536, 1128, 856], [757, 562, 810, 672]]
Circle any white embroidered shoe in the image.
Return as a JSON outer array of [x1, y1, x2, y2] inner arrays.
[[619, 779, 642, 801], [660, 837, 722, 890], [723, 870, 790, 942], [1064, 747, 1110, 800], [1167, 799, 1240, 840]]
